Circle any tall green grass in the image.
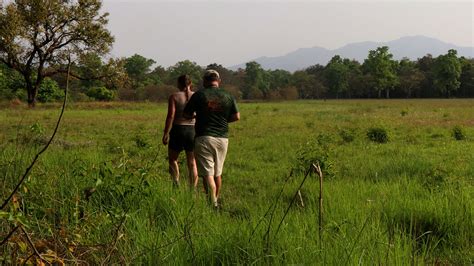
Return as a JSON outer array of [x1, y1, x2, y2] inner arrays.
[[0, 100, 473, 264]]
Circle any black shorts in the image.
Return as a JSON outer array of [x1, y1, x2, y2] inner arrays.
[[169, 125, 195, 152]]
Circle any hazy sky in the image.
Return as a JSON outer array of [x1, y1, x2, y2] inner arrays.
[[102, 1, 473, 67]]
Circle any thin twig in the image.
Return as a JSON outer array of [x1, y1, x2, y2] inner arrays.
[[1, 58, 71, 210], [249, 169, 294, 243], [20, 226, 48, 263], [22, 252, 35, 266], [0, 225, 20, 246], [274, 164, 316, 237]]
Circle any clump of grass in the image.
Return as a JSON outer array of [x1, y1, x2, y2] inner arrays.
[[338, 128, 356, 143], [134, 134, 150, 148], [367, 127, 389, 143], [400, 110, 408, 116], [451, 126, 466, 141]]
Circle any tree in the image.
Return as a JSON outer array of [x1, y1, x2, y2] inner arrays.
[[432, 49, 462, 98], [362, 46, 399, 98], [243, 61, 269, 99], [124, 54, 155, 88], [167, 60, 202, 88], [458, 58, 474, 97], [398, 58, 424, 98], [0, 0, 114, 107], [292, 70, 326, 99], [416, 54, 435, 97], [324, 55, 349, 98]]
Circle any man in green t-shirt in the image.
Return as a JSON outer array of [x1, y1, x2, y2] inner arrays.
[[184, 70, 240, 208]]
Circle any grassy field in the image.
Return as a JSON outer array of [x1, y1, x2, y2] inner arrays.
[[0, 99, 473, 264]]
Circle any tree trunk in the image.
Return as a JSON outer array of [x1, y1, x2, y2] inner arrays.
[[378, 89, 382, 98], [26, 84, 37, 108], [386, 89, 390, 99]]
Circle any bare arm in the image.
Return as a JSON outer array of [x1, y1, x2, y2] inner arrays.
[[162, 95, 175, 145], [228, 112, 240, 123]]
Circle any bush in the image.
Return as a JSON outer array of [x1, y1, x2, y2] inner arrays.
[[296, 133, 336, 178], [367, 127, 389, 143], [86, 86, 115, 101], [452, 126, 466, 140], [37, 78, 63, 103], [338, 128, 356, 143]]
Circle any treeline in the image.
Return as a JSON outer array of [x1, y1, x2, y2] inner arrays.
[[1, 46, 473, 103]]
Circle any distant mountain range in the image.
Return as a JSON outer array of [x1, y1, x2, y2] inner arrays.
[[229, 36, 474, 72]]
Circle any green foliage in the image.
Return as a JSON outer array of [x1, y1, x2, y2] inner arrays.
[[124, 54, 156, 88], [433, 50, 462, 97], [0, 100, 473, 264], [37, 78, 63, 103], [338, 128, 356, 143], [86, 87, 115, 101], [0, 0, 114, 105], [367, 126, 389, 143], [363, 46, 399, 98], [398, 58, 424, 98], [325, 55, 350, 98], [296, 133, 336, 178], [168, 60, 202, 87], [243, 61, 270, 99], [451, 125, 466, 140]]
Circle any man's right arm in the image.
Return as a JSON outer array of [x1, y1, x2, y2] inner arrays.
[[228, 112, 240, 122]]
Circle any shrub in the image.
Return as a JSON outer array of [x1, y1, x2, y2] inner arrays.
[[367, 127, 389, 143], [338, 128, 356, 143], [37, 78, 63, 103], [452, 126, 466, 140], [86, 86, 115, 101], [296, 133, 336, 178]]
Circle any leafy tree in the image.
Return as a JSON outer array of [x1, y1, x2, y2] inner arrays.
[[292, 70, 326, 99], [147, 66, 167, 86], [458, 58, 474, 97], [432, 49, 462, 98], [77, 52, 106, 90], [398, 58, 424, 98], [344, 59, 362, 98], [243, 61, 269, 99], [416, 54, 435, 97], [363, 46, 399, 98], [37, 78, 62, 103], [0, 0, 114, 106], [168, 60, 202, 87], [124, 54, 156, 88], [268, 69, 292, 92], [324, 55, 349, 98]]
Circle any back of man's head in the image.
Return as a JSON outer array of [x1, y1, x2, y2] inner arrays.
[[203, 70, 220, 87]]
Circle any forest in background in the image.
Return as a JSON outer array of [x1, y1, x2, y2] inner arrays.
[[1, 47, 473, 104]]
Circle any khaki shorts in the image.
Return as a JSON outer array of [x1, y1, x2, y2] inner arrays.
[[194, 136, 228, 177]]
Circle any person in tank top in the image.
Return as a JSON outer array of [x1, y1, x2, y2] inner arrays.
[[162, 75, 198, 188]]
